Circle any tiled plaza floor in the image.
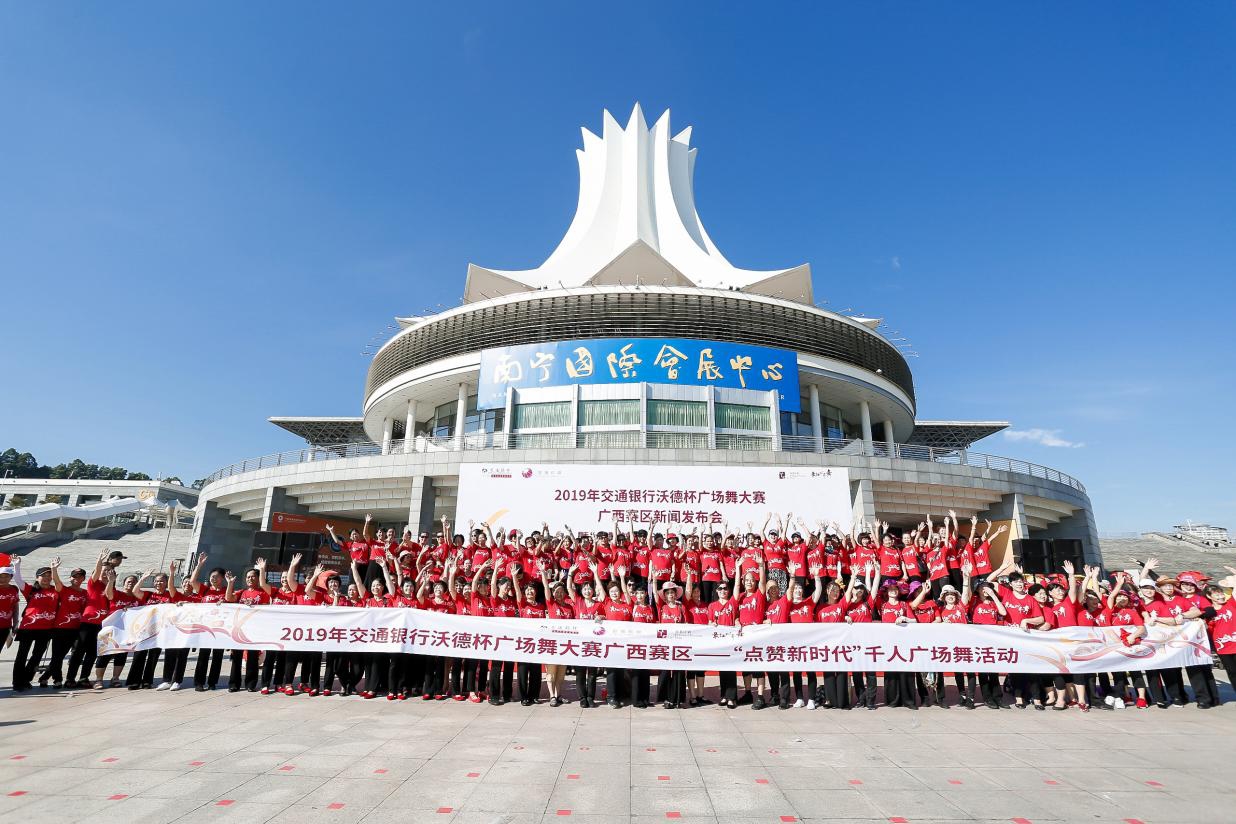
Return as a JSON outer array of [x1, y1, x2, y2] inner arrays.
[[0, 669, 1232, 824]]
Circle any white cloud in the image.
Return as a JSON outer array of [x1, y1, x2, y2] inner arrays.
[[1003, 428, 1084, 449], [890, 256, 901, 270]]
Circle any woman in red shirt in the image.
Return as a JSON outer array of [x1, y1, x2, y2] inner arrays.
[[61, 549, 110, 688], [736, 558, 768, 708], [814, 579, 847, 708], [10, 558, 59, 692], [226, 565, 270, 693], [486, 563, 518, 705], [513, 575, 546, 706], [654, 581, 689, 709], [1204, 577, 1236, 691], [541, 569, 574, 707], [783, 576, 822, 708], [320, 572, 357, 696], [123, 563, 177, 689], [1105, 575, 1149, 709], [258, 554, 303, 695], [41, 560, 88, 688], [159, 557, 203, 691], [843, 561, 879, 709], [597, 569, 634, 708], [566, 563, 602, 707]]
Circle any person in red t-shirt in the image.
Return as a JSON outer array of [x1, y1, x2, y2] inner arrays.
[[566, 563, 602, 706], [706, 578, 740, 708], [40, 558, 88, 688], [736, 557, 768, 708], [191, 560, 230, 691], [542, 568, 575, 707], [319, 572, 359, 696], [1104, 574, 1150, 708], [513, 575, 546, 706], [813, 579, 847, 708], [654, 581, 689, 708], [597, 570, 633, 708], [65, 552, 114, 690], [226, 564, 271, 693], [123, 562, 177, 690], [10, 558, 59, 692], [257, 554, 303, 695], [843, 561, 879, 709], [875, 574, 918, 709], [681, 571, 711, 707], [782, 576, 822, 708], [1204, 577, 1236, 692], [485, 562, 518, 705], [158, 555, 207, 692]]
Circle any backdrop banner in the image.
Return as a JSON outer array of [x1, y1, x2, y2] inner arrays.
[[100, 604, 1213, 674], [454, 463, 853, 534]]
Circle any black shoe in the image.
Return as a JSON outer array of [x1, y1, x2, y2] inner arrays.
[[737, 691, 753, 705], [127, 684, 141, 691], [1033, 703, 1046, 711], [1198, 703, 1213, 709], [228, 686, 240, 693], [726, 700, 737, 709], [609, 700, 621, 709], [985, 700, 1000, 710], [778, 702, 790, 710], [753, 696, 766, 710], [521, 699, 532, 706], [195, 685, 207, 692], [635, 701, 648, 709], [866, 704, 877, 710]]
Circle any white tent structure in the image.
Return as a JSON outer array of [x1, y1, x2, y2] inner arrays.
[[0, 497, 144, 531]]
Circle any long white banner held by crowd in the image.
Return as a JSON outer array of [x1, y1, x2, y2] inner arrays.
[[454, 463, 853, 534], [100, 604, 1213, 674]]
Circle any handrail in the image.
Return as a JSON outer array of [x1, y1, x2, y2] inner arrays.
[[202, 434, 1085, 493]]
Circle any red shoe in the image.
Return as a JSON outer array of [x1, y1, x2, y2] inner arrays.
[[1136, 698, 1148, 709], [468, 694, 483, 704], [309, 689, 319, 697], [260, 687, 271, 695], [386, 693, 397, 701], [421, 694, 434, 701], [322, 689, 332, 697], [435, 694, 448, 701], [452, 694, 465, 702], [300, 684, 310, 693], [1079, 703, 1090, 712], [397, 692, 407, 701], [282, 686, 295, 696], [362, 691, 375, 699]]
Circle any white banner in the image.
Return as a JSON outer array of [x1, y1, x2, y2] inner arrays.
[[455, 463, 853, 533], [100, 604, 1213, 674]]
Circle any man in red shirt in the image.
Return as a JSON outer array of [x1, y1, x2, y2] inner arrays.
[[1204, 579, 1236, 693], [10, 558, 59, 692], [40, 561, 88, 688], [226, 566, 270, 693]]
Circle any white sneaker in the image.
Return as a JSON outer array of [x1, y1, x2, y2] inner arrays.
[[792, 699, 804, 708], [806, 700, 817, 710], [169, 682, 181, 691], [155, 682, 171, 691], [1112, 698, 1126, 710], [1103, 695, 1116, 707]]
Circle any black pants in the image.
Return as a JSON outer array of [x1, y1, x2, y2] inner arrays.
[[229, 650, 260, 690], [606, 667, 628, 705], [365, 653, 391, 695], [125, 648, 161, 687], [1146, 667, 1187, 704], [163, 648, 190, 684], [766, 671, 791, 707], [718, 670, 738, 703], [96, 652, 128, 676], [463, 658, 486, 694], [1186, 664, 1220, 707], [1218, 654, 1236, 696], [630, 668, 651, 705], [1008, 673, 1038, 704], [577, 666, 597, 703], [423, 656, 446, 696], [978, 672, 1002, 705], [699, 580, 718, 605], [517, 662, 542, 702], [12, 628, 53, 690], [194, 648, 225, 688], [41, 628, 77, 684], [820, 671, 848, 708], [1113, 670, 1146, 698], [489, 659, 514, 701], [298, 652, 322, 690], [66, 623, 102, 683], [389, 653, 412, 694], [884, 671, 916, 707], [261, 651, 287, 689], [851, 671, 877, 708], [658, 670, 685, 704], [323, 652, 350, 691], [791, 671, 817, 702]]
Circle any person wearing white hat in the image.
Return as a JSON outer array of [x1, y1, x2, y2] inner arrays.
[[654, 579, 688, 708]]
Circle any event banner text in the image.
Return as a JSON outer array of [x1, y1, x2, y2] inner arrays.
[[100, 604, 1213, 674]]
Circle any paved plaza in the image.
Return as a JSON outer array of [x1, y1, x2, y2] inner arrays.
[[0, 662, 1232, 824]]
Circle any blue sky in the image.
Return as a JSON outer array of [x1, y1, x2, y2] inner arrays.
[[1, 3, 1233, 532]]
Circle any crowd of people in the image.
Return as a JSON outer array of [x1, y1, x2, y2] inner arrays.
[[3, 510, 1233, 713]]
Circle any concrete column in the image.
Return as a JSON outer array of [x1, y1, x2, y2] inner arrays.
[[808, 384, 823, 452], [381, 416, 394, 455], [850, 478, 877, 533], [570, 383, 581, 449], [57, 494, 81, 532], [260, 486, 309, 531], [193, 500, 259, 575], [859, 401, 873, 454], [403, 399, 418, 454], [705, 386, 716, 450], [408, 475, 436, 535], [453, 382, 468, 451], [768, 388, 782, 451], [883, 420, 895, 457], [503, 386, 515, 448]]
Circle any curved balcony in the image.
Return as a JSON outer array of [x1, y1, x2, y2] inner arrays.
[[201, 435, 1085, 493]]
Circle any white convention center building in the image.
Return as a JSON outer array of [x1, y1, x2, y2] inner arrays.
[[190, 106, 1097, 573]]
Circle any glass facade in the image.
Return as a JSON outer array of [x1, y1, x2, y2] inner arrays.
[[647, 399, 707, 427], [513, 401, 572, 429], [431, 396, 504, 438], [578, 399, 640, 427], [715, 402, 770, 432]]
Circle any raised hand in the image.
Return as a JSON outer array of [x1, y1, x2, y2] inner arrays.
[[291, 553, 303, 565], [1062, 560, 1075, 576], [225, 571, 237, 584], [50, 556, 62, 569]]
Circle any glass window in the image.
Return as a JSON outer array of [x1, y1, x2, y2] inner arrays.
[[512, 401, 571, 429], [577, 431, 642, 449], [578, 399, 640, 427], [716, 433, 773, 450], [646, 432, 708, 449], [432, 400, 457, 438], [714, 402, 771, 432], [511, 432, 572, 449], [647, 399, 707, 428]]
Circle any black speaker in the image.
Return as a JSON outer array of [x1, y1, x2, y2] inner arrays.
[[252, 530, 282, 551], [1013, 539, 1052, 574], [1050, 538, 1085, 571], [281, 531, 321, 560]]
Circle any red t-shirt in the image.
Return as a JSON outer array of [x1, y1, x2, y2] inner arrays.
[[632, 602, 657, 623], [469, 593, 492, 617], [878, 600, 916, 623], [1110, 606, 1144, 626], [1077, 605, 1110, 627], [844, 596, 875, 623], [737, 591, 766, 626], [969, 600, 1004, 625], [707, 597, 738, 626], [80, 579, 110, 624], [573, 597, 601, 620], [1000, 588, 1043, 624], [939, 603, 968, 624], [765, 596, 791, 624], [419, 595, 456, 614], [344, 539, 372, 564], [490, 596, 518, 618], [547, 599, 576, 620], [1207, 599, 1236, 654], [912, 599, 939, 624], [878, 545, 902, 578], [1047, 599, 1077, 628], [235, 588, 271, 606], [518, 602, 546, 619], [19, 585, 58, 630], [685, 599, 710, 625], [970, 541, 993, 575], [763, 541, 788, 572], [269, 586, 298, 606], [805, 546, 826, 578], [649, 547, 674, 581], [815, 600, 846, 623], [0, 584, 20, 628], [787, 598, 815, 623], [107, 589, 137, 617], [786, 542, 808, 577], [1147, 595, 1193, 621], [198, 585, 228, 604], [53, 586, 87, 629], [925, 546, 949, 581], [658, 601, 688, 624], [600, 596, 633, 621], [700, 550, 723, 582]]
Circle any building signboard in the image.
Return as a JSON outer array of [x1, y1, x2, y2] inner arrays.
[[477, 337, 800, 411]]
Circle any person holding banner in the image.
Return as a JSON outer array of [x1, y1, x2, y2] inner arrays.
[[226, 562, 271, 692], [542, 568, 574, 707], [157, 556, 205, 691], [598, 566, 634, 708], [682, 572, 711, 707], [125, 562, 178, 690], [813, 576, 848, 709], [95, 569, 136, 688], [191, 561, 229, 691], [843, 562, 879, 710], [10, 558, 59, 692], [566, 562, 602, 707], [64, 548, 111, 689], [486, 560, 518, 705], [736, 555, 767, 708], [320, 572, 357, 696], [513, 571, 546, 705], [41, 559, 87, 689], [654, 579, 688, 709], [258, 553, 302, 695], [293, 564, 330, 697]]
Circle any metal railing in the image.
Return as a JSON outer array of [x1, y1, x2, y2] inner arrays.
[[202, 433, 1085, 493]]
